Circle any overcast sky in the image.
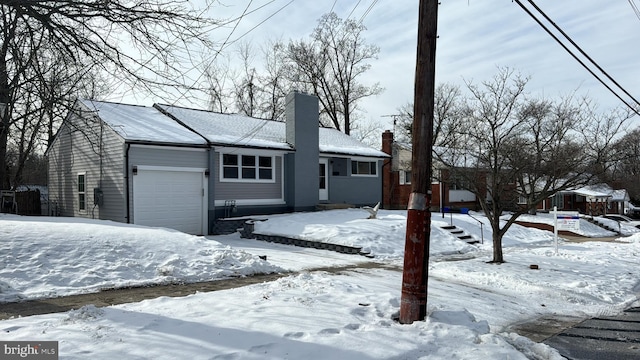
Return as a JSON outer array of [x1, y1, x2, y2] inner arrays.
[[117, 1, 640, 134]]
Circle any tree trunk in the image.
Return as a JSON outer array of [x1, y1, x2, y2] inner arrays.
[[0, 50, 10, 189], [491, 230, 504, 263]]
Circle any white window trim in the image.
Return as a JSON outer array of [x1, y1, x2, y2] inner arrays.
[[77, 172, 86, 213], [219, 152, 277, 183], [351, 159, 379, 177], [399, 170, 411, 185]]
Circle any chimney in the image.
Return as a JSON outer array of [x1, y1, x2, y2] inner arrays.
[[382, 130, 394, 155], [285, 91, 320, 210]]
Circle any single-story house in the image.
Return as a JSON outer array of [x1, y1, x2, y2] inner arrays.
[[535, 184, 630, 216], [47, 91, 388, 235]]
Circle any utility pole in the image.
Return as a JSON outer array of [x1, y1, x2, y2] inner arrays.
[[399, 0, 438, 324]]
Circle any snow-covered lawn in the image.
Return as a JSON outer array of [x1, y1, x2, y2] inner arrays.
[[1, 210, 639, 359]]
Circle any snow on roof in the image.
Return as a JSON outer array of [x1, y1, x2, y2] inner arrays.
[[155, 104, 292, 150], [80, 100, 208, 145], [319, 128, 388, 157], [573, 184, 613, 198], [609, 189, 629, 202], [157, 104, 387, 158]]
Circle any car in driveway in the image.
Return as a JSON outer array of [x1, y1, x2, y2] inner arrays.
[[603, 214, 640, 228]]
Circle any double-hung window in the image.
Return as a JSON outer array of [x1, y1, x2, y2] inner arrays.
[[221, 153, 274, 182], [77, 173, 86, 211]]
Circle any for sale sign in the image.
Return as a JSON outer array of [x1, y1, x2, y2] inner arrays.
[[556, 214, 581, 231]]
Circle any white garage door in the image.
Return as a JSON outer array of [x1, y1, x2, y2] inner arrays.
[[133, 168, 206, 235]]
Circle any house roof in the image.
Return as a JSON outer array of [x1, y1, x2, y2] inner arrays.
[[154, 104, 291, 150], [318, 127, 388, 157], [81, 100, 208, 146], [155, 104, 388, 158]]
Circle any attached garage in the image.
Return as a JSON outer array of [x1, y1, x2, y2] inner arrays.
[[132, 166, 208, 235]]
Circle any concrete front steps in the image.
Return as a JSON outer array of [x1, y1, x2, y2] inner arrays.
[[441, 225, 480, 244], [583, 217, 622, 236]]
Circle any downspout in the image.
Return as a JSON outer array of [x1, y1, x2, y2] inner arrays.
[[382, 156, 391, 209], [125, 143, 131, 223]]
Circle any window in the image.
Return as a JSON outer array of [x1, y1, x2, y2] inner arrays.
[[221, 153, 274, 182], [518, 195, 528, 205], [551, 193, 564, 209], [400, 170, 411, 185], [77, 173, 86, 211], [449, 174, 470, 191], [351, 160, 377, 176]]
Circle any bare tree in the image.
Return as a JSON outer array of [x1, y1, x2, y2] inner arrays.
[[286, 12, 383, 135], [396, 83, 466, 146], [204, 54, 235, 114], [433, 68, 630, 263], [257, 40, 290, 121], [0, 0, 218, 188], [611, 129, 640, 202], [205, 40, 290, 120]]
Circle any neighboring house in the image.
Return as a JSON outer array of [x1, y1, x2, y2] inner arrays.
[[536, 184, 630, 216], [381, 130, 631, 216], [381, 130, 482, 211], [47, 91, 387, 235]]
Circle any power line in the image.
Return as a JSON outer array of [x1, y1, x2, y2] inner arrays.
[[629, 0, 640, 21], [514, 0, 640, 116], [168, 0, 295, 107], [524, 0, 640, 109], [346, 0, 363, 21], [359, 0, 380, 24]]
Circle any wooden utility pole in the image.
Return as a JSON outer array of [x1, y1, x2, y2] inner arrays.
[[399, 0, 438, 324]]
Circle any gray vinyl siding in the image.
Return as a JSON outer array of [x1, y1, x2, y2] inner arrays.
[[328, 158, 382, 207], [212, 151, 283, 201], [127, 145, 208, 224], [47, 111, 125, 220], [97, 126, 126, 222], [47, 123, 75, 216]]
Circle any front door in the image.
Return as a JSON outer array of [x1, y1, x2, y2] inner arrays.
[[319, 159, 328, 201]]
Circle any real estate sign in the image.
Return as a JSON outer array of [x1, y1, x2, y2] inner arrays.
[[552, 207, 581, 254], [556, 213, 581, 232]]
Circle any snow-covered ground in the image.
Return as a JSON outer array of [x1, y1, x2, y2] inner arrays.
[[1, 210, 639, 359]]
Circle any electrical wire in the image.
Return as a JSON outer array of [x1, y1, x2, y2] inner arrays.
[[514, 0, 640, 116], [359, 0, 380, 25], [524, 0, 640, 109], [346, 0, 363, 21], [629, 0, 640, 21]]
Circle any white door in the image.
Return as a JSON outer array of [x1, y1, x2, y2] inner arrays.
[[133, 168, 206, 235], [319, 159, 328, 201]]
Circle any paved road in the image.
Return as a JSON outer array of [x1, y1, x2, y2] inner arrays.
[[543, 307, 640, 360]]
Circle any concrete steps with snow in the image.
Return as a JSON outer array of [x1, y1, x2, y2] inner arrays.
[[441, 225, 480, 244], [584, 217, 622, 235]]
